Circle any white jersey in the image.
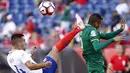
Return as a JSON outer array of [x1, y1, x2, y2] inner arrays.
[[7, 50, 43, 73]]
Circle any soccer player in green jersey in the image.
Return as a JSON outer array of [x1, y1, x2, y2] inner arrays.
[[80, 13, 125, 73]]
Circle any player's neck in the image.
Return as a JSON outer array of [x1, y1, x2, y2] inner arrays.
[[11, 47, 18, 52], [12, 46, 22, 51]]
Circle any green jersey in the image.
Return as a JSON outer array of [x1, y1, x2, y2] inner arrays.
[[80, 25, 122, 73]]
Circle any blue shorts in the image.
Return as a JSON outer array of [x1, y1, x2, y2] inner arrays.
[[42, 56, 57, 73]]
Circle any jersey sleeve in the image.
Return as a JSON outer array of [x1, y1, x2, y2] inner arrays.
[[19, 50, 31, 64], [89, 29, 115, 51], [99, 29, 123, 40], [89, 30, 100, 42]]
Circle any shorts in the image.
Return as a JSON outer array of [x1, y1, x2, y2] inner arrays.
[[90, 70, 104, 73], [42, 56, 57, 73], [88, 67, 105, 73]]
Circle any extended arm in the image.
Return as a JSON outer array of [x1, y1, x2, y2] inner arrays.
[[92, 39, 114, 51], [100, 19, 125, 39], [89, 29, 123, 51], [89, 29, 115, 51], [25, 61, 52, 70], [20, 51, 52, 70], [100, 29, 123, 39]]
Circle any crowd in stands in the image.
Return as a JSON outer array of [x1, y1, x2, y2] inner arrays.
[[0, 0, 130, 50], [0, 0, 130, 72]]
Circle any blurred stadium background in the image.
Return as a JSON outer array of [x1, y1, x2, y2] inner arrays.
[[0, 0, 130, 73]]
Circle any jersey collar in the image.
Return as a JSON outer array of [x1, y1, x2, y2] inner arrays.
[[86, 24, 100, 30], [86, 24, 91, 26]]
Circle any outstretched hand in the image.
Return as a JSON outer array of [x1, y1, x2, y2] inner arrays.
[[120, 19, 125, 31]]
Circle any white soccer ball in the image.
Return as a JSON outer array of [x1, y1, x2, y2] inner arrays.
[[39, 1, 55, 16]]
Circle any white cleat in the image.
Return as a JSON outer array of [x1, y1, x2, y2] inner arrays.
[[75, 13, 86, 30]]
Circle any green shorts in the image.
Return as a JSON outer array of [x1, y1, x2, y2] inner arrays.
[[87, 67, 105, 73], [89, 70, 104, 73]]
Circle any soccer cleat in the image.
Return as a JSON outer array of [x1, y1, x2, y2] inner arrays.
[[75, 13, 86, 30]]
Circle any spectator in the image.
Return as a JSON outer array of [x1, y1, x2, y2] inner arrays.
[[0, 0, 8, 10], [24, 16, 35, 34], [61, 3, 71, 32], [34, 0, 40, 6], [2, 35, 11, 48], [107, 44, 130, 73], [29, 32, 44, 49], [62, 0, 74, 5], [75, 0, 88, 5], [85, 13, 92, 24], [54, 23, 66, 39], [113, 21, 128, 33], [0, 9, 7, 27], [50, 28, 60, 44], [22, 26, 31, 44], [53, 0, 65, 14], [127, 28, 130, 45], [115, 1, 130, 15], [1, 14, 17, 37], [111, 11, 121, 31]]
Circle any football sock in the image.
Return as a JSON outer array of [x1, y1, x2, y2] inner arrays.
[[55, 26, 81, 52]]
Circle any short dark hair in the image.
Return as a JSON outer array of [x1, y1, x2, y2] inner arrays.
[[11, 34, 24, 46], [88, 13, 103, 26]]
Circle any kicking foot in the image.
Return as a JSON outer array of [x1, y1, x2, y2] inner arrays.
[[75, 13, 86, 30]]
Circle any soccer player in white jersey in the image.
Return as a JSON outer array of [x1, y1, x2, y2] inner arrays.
[[7, 14, 85, 73]]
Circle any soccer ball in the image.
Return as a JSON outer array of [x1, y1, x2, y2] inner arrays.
[[39, 1, 55, 16]]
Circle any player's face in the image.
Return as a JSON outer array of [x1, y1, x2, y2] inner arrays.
[[20, 38, 26, 50], [95, 20, 102, 29]]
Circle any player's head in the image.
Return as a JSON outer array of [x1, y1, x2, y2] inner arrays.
[[115, 44, 125, 55], [88, 13, 103, 29], [11, 33, 26, 50]]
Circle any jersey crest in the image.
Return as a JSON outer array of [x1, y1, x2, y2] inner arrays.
[[90, 30, 96, 36]]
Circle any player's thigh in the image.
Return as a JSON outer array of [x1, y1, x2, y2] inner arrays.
[[47, 46, 60, 63], [42, 56, 57, 73]]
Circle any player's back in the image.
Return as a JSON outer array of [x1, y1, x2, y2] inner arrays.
[[7, 50, 42, 73], [81, 26, 98, 55], [7, 50, 31, 73], [81, 25, 104, 69]]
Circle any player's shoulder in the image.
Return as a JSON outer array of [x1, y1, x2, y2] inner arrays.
[[13, 50, 27, 56], [16, 50, 26, 53], [86, 26, 98, 35], [7, 50, 26, 59], [82, 26, 97, 36], [84, 26, 96, 32], [89, 26, 96, 31], [8, 50, 25, 55]]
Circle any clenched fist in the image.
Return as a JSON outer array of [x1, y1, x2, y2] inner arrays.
[[43, 61, 52, 68], [120, 19, 126, 31]]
